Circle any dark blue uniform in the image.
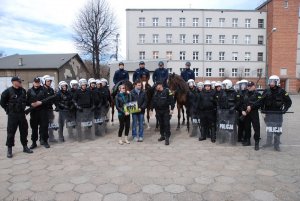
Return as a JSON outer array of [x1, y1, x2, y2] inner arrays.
[[113, 69, 129, 84], [181, 69, 195, 82], [152, 68, 168, 87], [133, 68, 150, 82]]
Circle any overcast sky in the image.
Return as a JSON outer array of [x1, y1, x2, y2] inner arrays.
[[0, 0, 265, 59]]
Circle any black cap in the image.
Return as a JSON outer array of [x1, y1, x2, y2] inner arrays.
[[33, 77, 40, 82], [139, 61, 145, 65], [247, 81, 255, 87], [185, 61, 191, 66], [158, 61, 164, 66], [11, 76, 22, 82], [119, 62, 124, 66], [156, 81, 163, 86]]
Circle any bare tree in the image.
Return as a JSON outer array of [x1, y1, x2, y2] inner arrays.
[[73, 0, 118, 78]]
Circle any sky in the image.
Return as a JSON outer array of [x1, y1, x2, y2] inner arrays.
[[0, 0, 265, 59]]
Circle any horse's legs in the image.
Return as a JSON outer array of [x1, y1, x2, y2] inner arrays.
[[111, 103, 114, 123], [186, 108, 190, 132], [182, 107, 185, 125], [177, 105, 181, 130], [146, 108, 150, 129]]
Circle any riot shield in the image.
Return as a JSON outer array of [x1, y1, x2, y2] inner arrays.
[[48, 110, 59, 141], [190, 117, 201, 137], [93, 107, 105, 136], [262, 112, 283, 150], [216, 109, 237, 145], [76, 108, 95, 141], [64, 110, 77, 139]]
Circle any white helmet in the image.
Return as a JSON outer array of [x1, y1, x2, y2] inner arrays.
[[240, 79, 248, 84], [203, 80, 211, 86], [197, 82, 204, 88], [187, 79, 195, 86], [70, 80, 78, 88], [42, 75, 52, 84], [215, 81, 222, 88], [95, 79, 102, 85], [222, 79, 233, 90], [58, 81, 68, 90], [88, 78, 96, 86], [268, 75, 280, 86], [100, 78, 108, 86], [78, 78, 88, 87], [239, 79, 248, 90]]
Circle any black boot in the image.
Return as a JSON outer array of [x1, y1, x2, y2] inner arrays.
[[40, 140, 45, 146], [242, 139, 251, 146], [7, 147, 13, 158], [44, 142, 50, 148], [30, 142, 37, 149], [255, 140, 260, 151], [23, 146, 33, 154], [165, 138, 170, 145], [158, 136, 165, 141]]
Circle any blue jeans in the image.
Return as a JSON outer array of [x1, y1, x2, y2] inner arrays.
[[132, 113, 144, 138]]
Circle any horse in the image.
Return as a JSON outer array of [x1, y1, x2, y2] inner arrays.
[[139, 75, 154, 129], [110, 80, 134, 123], [168, 73, 190, 132]]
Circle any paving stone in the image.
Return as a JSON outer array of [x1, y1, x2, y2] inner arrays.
[[142, 184, 164, 194], [96, 183, 118, 195], [250, 190, 277, 201], [8, 181, 31, 192], [176, 191, 203, 201], [202, 190, 226, 201], [70, 176, 90, 184], [31, 190, 56, 201], [30, 182, 54, 192], [52, 182, 74, 193], [4, 190, 33, 201], [195, 176, 214, 185], [79, 192, 103, 201], [55, 191, 80, 201], [128, 192, 152, 201], [103, 192, 127, 201], [165, 184, 186, 193], [74, 183, 96, 193], [256, 169, 277, 177], [152, 192, 176, 201], [215, 176, 236, 184], [119, 183, 141, 194]]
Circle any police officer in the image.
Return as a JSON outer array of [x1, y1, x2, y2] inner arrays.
[[100, 78, 112, 121], [240, 81, 261, 150], [42, 75, 58, 143], [252, 75, 292, 151], [196, 82, 204, 93], [197, 80, 217, 142], [153, 61, 169, 87], [69, 80, 79, 96], [27, 77, 51, 149], [188, 79, 200, 137], [1, 76, 33, 158], [237, 79, 248, 143], [180, 62, 195, 82], [218, 79, 241, 111], [113, 62, 129, 84], [88, 78, 97, 91], [133, 61, 150, 82], [151, 81, 175, 145], [214, 81, 223, 100], [56, 81, 73, 142]]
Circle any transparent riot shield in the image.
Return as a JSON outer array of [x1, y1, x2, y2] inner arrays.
[[65, 110, 77, 139], [76, 108, 95, 141], [262, 112, 283, 150], [93, 107, 105, 136], [48, 110, 59, 141], [216, 109, 237, 145], [190, 116, 201, 137]]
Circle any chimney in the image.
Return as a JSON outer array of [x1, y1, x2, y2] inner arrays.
[[18, 58, 23, 66]]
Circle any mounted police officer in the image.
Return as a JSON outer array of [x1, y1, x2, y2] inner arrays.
[[151, 81, 175, 145], [27, 77, 51, 149], [113, 62, 129, 84], [1, 76, 33, 158], [153, 61, 169, 87], [252, 75, 292, 151], [240, 81, 261, 150], [180, 62, 195, 82], [133, 61, 150, 82]]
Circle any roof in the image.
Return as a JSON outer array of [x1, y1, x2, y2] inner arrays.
[[0, 53, 79, 69], [126, 8, 264, 12], [256, 0, 272, 10]]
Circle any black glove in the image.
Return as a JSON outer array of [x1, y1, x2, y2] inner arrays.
[[282, 108, 288, 114], [54, 107, 59, 112]]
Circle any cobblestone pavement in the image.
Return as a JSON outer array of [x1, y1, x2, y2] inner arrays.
[[0, 96, 299, 201]]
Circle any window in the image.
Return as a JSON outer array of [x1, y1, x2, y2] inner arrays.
[[245, 19, 251, 28], [153, 34, 158, 43], [258, 35, 264, 45], [232, 35, 238, 44], [284, 0, 288, 8], [206, 18, 212, 27], [193, 68, 199, 77], [166, 34, 172, 44], [167, 68, 173, 73], [232, 18, 238, 28], [180, 51, 186, 60], [193, 51, 199, 60], [180, 34, 186, 44], [257, 68, 263, 77], [153, 18, 158, 27], [180, 18, 186, 27], [258, 19, 264, 28], [258, 52, 263, 61], [193, 18, 199, 27], [219, 52, 225, 61], [232, 68, 238, 77], [232, 52, 238, 61], [244, 68, 250, 77], [193, 35, 199, 43], [139, 17, 145, 27], [139, 51, 145, 60], [206, 68, 212, 77], [219, 68, 225, 77], [139, 34, 145, 44], [206, 35, 212, 44], [206, 52, 212, 61], [219, 18, 225, 27], [166, 18, 172, 27], [166, 51, 172, 60], [245, 35, 251, 44], [219, 35, 225, 44], [153, 51, 159, 59], [280, 68, 287, 76], [245, 52, 251, 61]]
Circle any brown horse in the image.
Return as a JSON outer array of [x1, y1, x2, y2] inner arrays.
[[168, 73, 190, 131], [110, 80, 134, 123], [140, 75, 153, 129]]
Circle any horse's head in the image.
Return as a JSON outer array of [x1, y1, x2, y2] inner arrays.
[[167, 73, 189, 95]]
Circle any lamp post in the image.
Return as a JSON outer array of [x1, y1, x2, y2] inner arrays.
[[115, 33, 120, 61], [265, 27, 277, 85]]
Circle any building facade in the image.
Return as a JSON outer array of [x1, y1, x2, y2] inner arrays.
[[126, 8, 267, 88]]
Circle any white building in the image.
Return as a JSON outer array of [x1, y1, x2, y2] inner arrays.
[[126, 9, 267, 82]]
